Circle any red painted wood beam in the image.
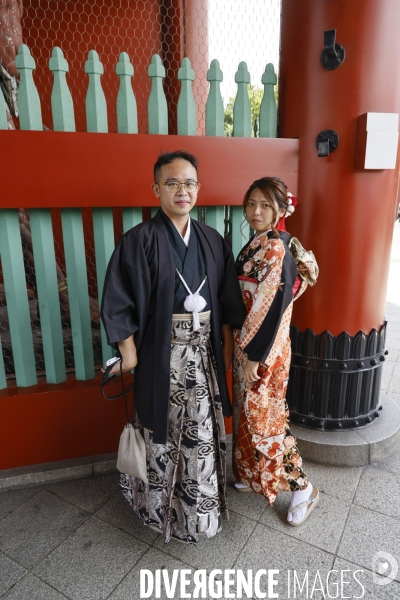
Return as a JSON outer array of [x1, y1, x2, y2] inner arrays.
[[0, 373, 127, 470], [0, 131, 298, 208], [0, 369, 234, 469]]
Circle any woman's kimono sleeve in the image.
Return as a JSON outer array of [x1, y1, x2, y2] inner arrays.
[[100, 230, 150, 349], [238, 239, 289, 364]]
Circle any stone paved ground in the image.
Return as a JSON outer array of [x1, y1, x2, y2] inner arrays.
[[0, 222, 399, 600]]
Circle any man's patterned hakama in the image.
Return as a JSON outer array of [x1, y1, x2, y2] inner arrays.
[[120, 312, 228, 545], [233, 233, 308, 506]]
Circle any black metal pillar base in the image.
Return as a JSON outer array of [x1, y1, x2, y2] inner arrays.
[[287, 322, 387, 431]]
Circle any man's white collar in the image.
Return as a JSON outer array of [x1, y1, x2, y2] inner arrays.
[[182, 216, 191, 247]]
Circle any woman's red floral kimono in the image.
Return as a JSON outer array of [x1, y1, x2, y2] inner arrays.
[[232, 230, 317, 506]]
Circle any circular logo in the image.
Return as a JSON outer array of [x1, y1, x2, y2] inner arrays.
[[372, 551, 398, 586]]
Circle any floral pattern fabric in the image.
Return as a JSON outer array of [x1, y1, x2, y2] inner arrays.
[[233, 233, 308, 505], [289, 237, 319, 301], [120, 312, 228, 545]]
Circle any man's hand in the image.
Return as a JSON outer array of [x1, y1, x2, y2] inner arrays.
[[103, 358, 137, 377], [243, 359, 261, 383], [101, 334, 138, 376], [221, 324, 233, 372]]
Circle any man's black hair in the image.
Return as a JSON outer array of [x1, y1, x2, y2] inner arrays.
[[154, 150, 198, 182]]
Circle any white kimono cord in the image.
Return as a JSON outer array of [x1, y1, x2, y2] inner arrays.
[[176, 269, 208, 331]]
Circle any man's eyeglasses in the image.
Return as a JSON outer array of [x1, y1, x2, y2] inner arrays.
[[160, 181, 199, 193]]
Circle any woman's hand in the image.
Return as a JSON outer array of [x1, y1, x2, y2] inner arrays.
[[243, 359, 261, 383]]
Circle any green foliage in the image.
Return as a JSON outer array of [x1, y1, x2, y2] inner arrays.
[[224, 98, 234, 137], [224, 83, 278, 136]]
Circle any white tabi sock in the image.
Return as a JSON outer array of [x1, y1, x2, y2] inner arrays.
[[234, 481, 250, 489], [287, 481, 313, 524]]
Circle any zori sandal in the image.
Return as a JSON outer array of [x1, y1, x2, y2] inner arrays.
[[287, 486, 319, 526], [234, 482, 253, 493]]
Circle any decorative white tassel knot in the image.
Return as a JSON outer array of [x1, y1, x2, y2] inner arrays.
[[176, 270, 208, 331]]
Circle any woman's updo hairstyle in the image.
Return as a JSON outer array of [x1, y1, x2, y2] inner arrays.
[[242, 176, 289, 238]]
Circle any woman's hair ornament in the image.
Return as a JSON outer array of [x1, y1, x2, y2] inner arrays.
[[277, 192, 297, 231], [285, 193, 297, 217]]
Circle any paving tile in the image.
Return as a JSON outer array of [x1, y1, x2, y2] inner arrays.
[[0, 552, 26, 597], [389, 372, 400, 393], [154, 508, 256, 571], [301, 461, 362, 502], [386, 337, 400, 351], [45, 473, 119, 513], [386, 305, 400, 317], [386, 318, 400, 328], [387, 391, 400, 408], [356, 394, 400, 464], [337, 504, 400, 583], [34, 516, 148, 600], [392, 360, 400, 374], [382, 361, 396, 377], [225, 480, 269, 522], [0, 487, 42, 521], [108, 548, 196, 600], [237, 523, 334, 598], [386, 333, 400, 344], [2, 574, 68, 600], [0, 489, 88, 569], [354, 467, 400, 519], [385, 349, 399, 362], [95, 490, 159, 545], [333, 557, 400, 600], [373, 448, 400, 475], [259, 490, 350, 554], [381, 364, 394, 391], [385, 313, 400, 324], [386, 315, 400, 323]]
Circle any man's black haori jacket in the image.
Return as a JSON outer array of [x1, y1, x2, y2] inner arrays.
[[100, 209, 246, 444]]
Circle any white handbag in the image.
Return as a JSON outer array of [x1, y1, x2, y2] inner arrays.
[[117, 423, 148, 482], [100, 357, 148, 483]]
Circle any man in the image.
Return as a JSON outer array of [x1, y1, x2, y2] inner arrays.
[[101, 150, 246, 544]]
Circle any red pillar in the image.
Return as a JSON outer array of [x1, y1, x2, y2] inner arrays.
[[161, 0, 184, 134], [280, 0, 400, 336], [279, 0, 400, 431], [161, 0, 209, 135], [185, 0, 209, 134]]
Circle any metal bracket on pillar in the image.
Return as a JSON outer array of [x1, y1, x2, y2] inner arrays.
[[320, 29, 345, 70], [316, 130, 339, 157]]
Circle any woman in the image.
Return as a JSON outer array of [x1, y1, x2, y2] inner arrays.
[[232, 176, 319, 526]]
